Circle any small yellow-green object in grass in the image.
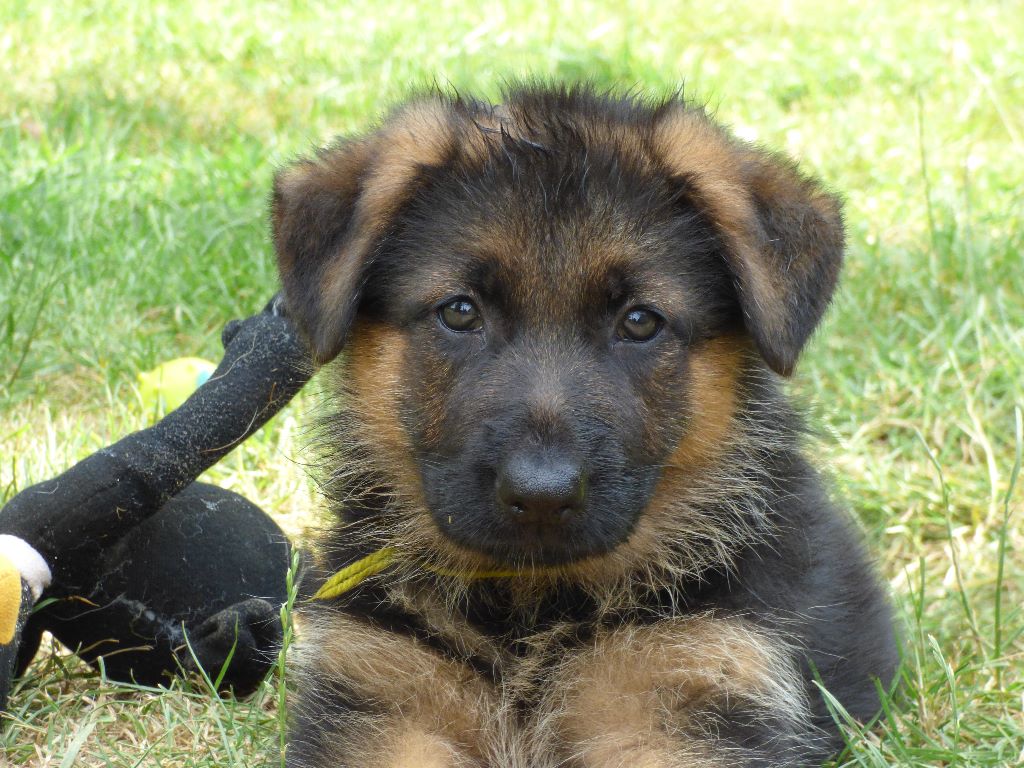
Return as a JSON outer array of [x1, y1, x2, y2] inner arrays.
[[137, 357, 217, 414]]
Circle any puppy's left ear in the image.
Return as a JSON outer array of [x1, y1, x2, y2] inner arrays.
[[654, 109, 844, 376], [729, 150, 844, 376]]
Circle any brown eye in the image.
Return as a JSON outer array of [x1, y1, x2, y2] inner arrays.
[[439, 297, 483, 332], [617, 307, 663, 342]]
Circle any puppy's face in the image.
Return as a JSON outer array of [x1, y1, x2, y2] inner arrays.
[[274, 86, 844, 570], [359, 158, 736, 565]]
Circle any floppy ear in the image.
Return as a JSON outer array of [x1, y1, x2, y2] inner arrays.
[[726, 150, 845, 376], [272, 99, 456, 365], [653, 108, 844, 376], [272, 140, 374, 365]]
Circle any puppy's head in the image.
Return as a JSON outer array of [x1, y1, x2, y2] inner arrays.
[[274, 85, 843, 572]]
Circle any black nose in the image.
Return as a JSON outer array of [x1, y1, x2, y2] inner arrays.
[[496, 449, 586, 524]]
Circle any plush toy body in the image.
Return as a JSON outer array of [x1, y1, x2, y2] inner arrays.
[[0, 296, 311, 707], [14, 483, 290, 694]]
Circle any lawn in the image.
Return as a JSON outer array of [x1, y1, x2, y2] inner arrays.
[[1, 0, 1022, 765]]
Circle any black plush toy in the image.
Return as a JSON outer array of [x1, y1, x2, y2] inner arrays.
[[0, 296, 311, 710]]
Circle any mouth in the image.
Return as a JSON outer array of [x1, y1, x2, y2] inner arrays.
[[429, 500, 633, 568], [420, 455, 659, 569]]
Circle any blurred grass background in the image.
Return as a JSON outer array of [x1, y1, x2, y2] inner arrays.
[[1, 0, 1022, 765]]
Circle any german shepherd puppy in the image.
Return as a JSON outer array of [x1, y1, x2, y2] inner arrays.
[[273, 84, 897, 767]]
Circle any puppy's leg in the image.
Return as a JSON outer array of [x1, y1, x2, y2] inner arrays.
[[539, 616, 822, 768], [290, 717, 484, 768], [381, 728, 486, 768], [287, 610, 500, 768]]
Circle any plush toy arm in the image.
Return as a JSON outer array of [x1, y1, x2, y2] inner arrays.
[[0, 296, 312, 594]]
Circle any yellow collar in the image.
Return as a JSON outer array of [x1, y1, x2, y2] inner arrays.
[[312, 547, 527, 601]]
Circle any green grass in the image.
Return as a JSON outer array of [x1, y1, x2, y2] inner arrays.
[[1, 0, 1022, 764]]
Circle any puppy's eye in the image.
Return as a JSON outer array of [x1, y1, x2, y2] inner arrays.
[[438, 297, 483, 333], [617, 308, 664, 342]]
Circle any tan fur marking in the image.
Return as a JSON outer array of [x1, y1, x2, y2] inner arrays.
[[666, 335, 745, 469], [370, 727, 484, 768], [344, 321, 423, 505], [602, 336, 743, 587], [540, 616, 809, 767], [298, 611, 498, 762], [308, 719, 485, 768]]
